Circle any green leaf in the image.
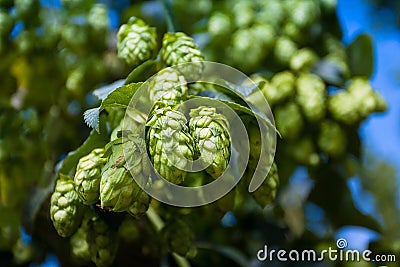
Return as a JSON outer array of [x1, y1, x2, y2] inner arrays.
[[83, 82, 143, 131], [58, 118, 109, 176], [308, 165, 381, 232], [347, 33, 374, 78], [83, 107, 100, 131], [124, 59, 158, 85], [93, 79, 125, 101]]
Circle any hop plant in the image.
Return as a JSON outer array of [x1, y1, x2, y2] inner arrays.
[[296, 72, 326, 121], [74, 148, 106, 205], [50, 174, 84, 237], [160, 32, 204, 80], [148, 68, 188, 105], [117, 16, 157, 67], [289, 136, 320, 166], [161, 219, 194, 257], [252, 162, 279, 208], [87, 215, 118, 267], [146, 104, 196, 184], [189, 106, 230, 179], [100, 136, 150, 212]]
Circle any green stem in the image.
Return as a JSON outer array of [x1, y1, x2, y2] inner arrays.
[[159, 0, 178, 32], [146, 206, 192, 267]]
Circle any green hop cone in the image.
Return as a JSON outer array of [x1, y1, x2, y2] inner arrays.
[[74, 148, 106, 205], [296, 72, 326, 121], [252, 162, 279, 208], [70, 214, 91, 264], [100, 136, 150, 212], [117, 16, 157, 67], [317, 120, 347, 158], [161, 218, 194, 257], [50, 174, 84, 237], [146, 104, 196, 184], [149, 68, 188, 105], [160, 32, 204, 80], [288, 0, 320, 29], [328, 91, 359, 124], [289, 136, 320, 166], [274, 36, 298, 66], [274, 102, 304, 140], [290, 48, 318, 71], [87, 215, 118, 267], [127, 189, 150, 218], [189, 106, 230, 179]]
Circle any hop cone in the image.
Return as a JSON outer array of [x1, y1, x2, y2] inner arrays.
[[117, 16, 157, 67], [146, 105, 196, 184], [100, 136, 150, 212], [70, 215, 91, 264], [160, 32, 204, 80], [296, 72, 326, 121], [289, 136, 320, 166], [87, 215, 118, 267], [189, 106, 230, 179], [252, 162, 279, 208], [74, 148, 106, 205], [263, 71, 296, 105], [50, 174, 83, 237], [317, 120, 347, 158], [275, 102, 304, 140], [161, 219, 194, 257], [149, 68, 188, 105]]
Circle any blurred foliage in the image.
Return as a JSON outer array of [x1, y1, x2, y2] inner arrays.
[[0, 0, 397, 267]]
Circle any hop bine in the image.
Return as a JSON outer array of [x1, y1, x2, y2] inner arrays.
[[146, 104, 196, 184], [74, 148, 106, 205], [160, 32, 204, 80], [50, 174, 84, 237], [117, 16, 157, 67], [100, 135, 150, 213], [189, 106, 230, 179]]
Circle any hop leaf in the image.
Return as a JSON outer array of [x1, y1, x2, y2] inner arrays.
[[146, 104, 196, 184], [74, 148, 106, 205], [117, 16, 157, 67], [87, 215, 118, 267], [160, 32, 204, 80], [161, 218, 194, 257], [252, 162, 279, 208], [100, 136, 150, 212], [149, 68, 188, 105], [189, 106, 230, 178], [50, 174, 84, 237]]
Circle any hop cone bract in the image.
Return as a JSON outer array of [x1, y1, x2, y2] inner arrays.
[[50, 174, 83, 237], [146, 105, 196, 184], [117, 16, 157, 67], [74, 148, 106, 205], [189, 106, 230, 179]]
